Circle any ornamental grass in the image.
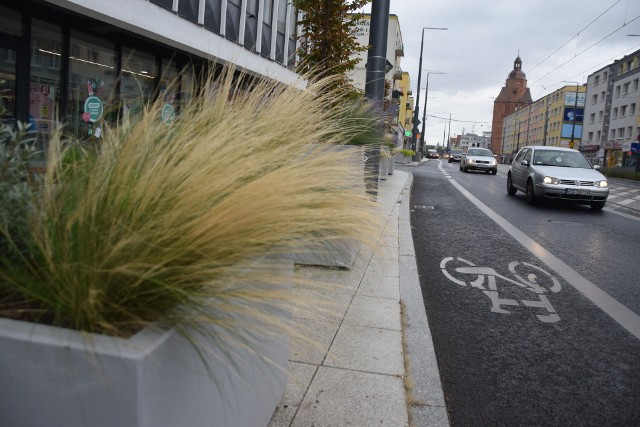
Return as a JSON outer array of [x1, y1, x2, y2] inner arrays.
[[0, 69, 383, 359]]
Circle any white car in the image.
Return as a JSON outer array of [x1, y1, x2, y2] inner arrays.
[[460, 148, 498, 174], [507, 146, 609, 210]]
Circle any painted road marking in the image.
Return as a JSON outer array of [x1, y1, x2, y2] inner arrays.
[[438, 163, 640, 340], [440, 257, 561, 323]]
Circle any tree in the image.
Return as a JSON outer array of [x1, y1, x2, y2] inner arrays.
[[293, 0, 369, 92]]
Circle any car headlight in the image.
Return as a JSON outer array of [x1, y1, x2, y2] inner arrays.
[[467, 159, 474, 164], [543, 176, 560, 185], [594, 180, 608, 188]]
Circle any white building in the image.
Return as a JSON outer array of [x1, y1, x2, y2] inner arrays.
[[583, 49, 640, 167]]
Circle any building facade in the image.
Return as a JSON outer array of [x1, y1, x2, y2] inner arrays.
[[501, 85, 587, 161], [582, 49, 640, 167], [491, 56, 533, 155], [0, 0, 300, 167], [350, 14, 406, 148], [459, 132, 491, 150]]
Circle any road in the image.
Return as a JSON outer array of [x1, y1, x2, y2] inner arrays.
[[407, 159, 640, 426]]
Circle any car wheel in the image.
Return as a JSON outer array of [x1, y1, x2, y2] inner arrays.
[[525, 180, 536, 205], [590, 201, 605, 210], [463, 166, 468, 173], [507, 174, 517, 195], [448, 158, 452, 163], [491, 169, 497, 175], [459, 164, 463, 171]]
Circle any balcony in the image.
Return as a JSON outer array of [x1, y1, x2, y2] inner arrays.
[[393, 65, 402, 80], [395, 41, 404, 57]]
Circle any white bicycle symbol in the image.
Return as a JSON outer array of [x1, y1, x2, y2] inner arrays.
[[440, 257, 562, 323]]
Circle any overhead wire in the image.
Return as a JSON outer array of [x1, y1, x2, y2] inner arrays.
[[532, 13, 640, 85], [528, 0, 622, 74]]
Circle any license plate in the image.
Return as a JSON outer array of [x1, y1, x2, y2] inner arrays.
[[566, 188, 590, 196]]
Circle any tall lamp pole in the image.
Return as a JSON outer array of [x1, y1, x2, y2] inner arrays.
[[411, 27, 447, 160], [420, 71, 445, 154]]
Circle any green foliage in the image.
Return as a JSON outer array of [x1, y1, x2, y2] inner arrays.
[[600, 166, 640, 181], [397, 149, 416, 157], [293, 0, 369, 93], [0, 119, 39, 265]]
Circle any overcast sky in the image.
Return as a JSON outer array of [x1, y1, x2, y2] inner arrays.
[[360, 0, 640, 147]]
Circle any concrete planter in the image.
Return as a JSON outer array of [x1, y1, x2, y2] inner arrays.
[[0, 261, 292, 427], [388, 154, 395, 175], [293, 145, 364, 269]]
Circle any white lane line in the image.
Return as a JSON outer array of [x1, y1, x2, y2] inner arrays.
[[438, 164, 640, 340]]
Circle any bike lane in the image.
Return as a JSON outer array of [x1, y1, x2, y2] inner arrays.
[[409, 162, 640, 426]]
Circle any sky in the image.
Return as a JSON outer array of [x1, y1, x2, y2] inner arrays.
[[360, 0, 640, 147]]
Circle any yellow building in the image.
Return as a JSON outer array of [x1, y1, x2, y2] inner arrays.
[[501, 85, 587, 159]]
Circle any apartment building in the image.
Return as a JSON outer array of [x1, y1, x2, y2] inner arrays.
[[350, 14, 407, 148], [583, 49, 640, 167], [501, 84, 586, 162]]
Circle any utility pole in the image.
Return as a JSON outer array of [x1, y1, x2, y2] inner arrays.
[[363, 0, 390, 197]]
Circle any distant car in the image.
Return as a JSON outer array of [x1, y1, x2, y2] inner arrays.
[[427, 149, 439, 159], [460, 148, 498, 174], [507, 146, 609, 210], [448, 149, 464, 163]]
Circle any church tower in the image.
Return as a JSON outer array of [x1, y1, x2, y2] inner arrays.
[[491, 56, 533, 154]]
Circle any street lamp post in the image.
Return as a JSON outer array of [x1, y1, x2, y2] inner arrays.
[[411, 27, 447, 160], [420, 71, 445, 154]]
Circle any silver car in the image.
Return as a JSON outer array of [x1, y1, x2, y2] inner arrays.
[[460, 148, 498, 174], [507, 146, 609, 210]]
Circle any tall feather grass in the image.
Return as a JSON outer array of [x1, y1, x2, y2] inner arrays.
[[0, 68, 384, 362]]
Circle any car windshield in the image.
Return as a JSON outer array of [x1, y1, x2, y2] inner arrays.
[[452, 150, 463, 155], [467, 148, 493, 157], [532, 150, 592, 168]]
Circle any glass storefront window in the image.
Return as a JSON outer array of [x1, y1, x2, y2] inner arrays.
[[121, 48, 158, 119], [159, 58, 179, 124], [66, 31, 116, 142], [30, 20, 63, 163], [0, 6, 23, 37], [0, 47, 17, 127]]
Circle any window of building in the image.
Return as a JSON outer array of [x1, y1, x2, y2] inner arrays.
[[627, 126, 633, 138], [594, 75, 600, 86], [588, 132, 593, 142], [600, 91, 605, 102], [226, 0, 242, 41], [590, 113, 595, 123], [634, 79, 639, 91], [120, 47, 158, 119], [621, 105, 627, 116], [274, 0, 287, 62], [178, 0, 199, 23], [0, 5, 23, 36], [615, 85, 620, 97], [612, 107, 618, 119], [598, 111, 603, 122], [244, 0, 259, 50], [592, 94, 597, 104], [150, 0, 173, 11], [261, 0, 274, 57], [29, 19, 64, 164], [618, 128, 624, 139], [604, 71, 608, 79], [611, 129, 616, 139], [631, 103, 636, 115], [204, 0, 222, 34], [66, 31, 117, 141], [596, 130, 601, 142], [623, 82, 630, 94]]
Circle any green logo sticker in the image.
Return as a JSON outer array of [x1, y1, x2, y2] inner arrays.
[[161, 103, 176, 125], [83, 96, 104, 123]]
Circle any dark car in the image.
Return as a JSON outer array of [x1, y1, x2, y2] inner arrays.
[[448, 149, 464, 163], [427, 149, 439, 159], [507, 146, 609, 210]]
